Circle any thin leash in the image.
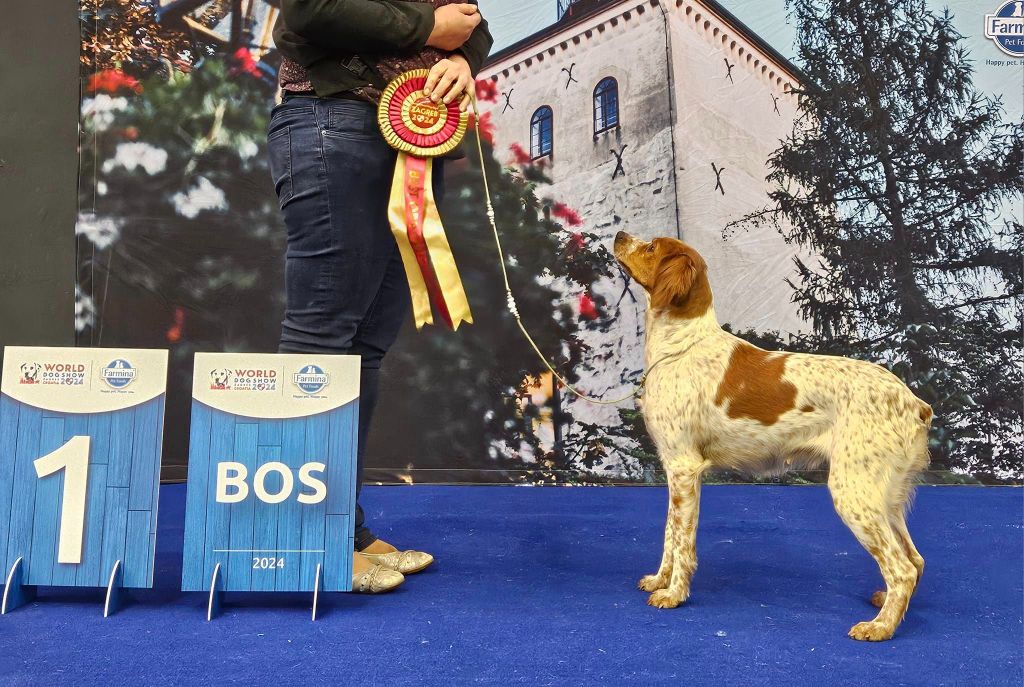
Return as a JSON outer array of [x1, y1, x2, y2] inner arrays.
[[468, 95, 697, 406]]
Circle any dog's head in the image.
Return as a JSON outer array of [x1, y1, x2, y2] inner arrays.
[[613, 231, 712, 318], [20, 362, 41, 383], [210, 369, 231, 387]]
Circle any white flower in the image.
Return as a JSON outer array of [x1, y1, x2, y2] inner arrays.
[[81, 94, 128, 132], [75, 285, 96, 332], [97, 180, 108, 196], [102, 142, 168, 176], [76, 212, 120, 249], [237, 138, 259, 160], [172, 176, 227, 219]]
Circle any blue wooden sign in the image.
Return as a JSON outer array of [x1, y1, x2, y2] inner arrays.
[[0, 347, 168, 615], [181, 353, 359, 618]]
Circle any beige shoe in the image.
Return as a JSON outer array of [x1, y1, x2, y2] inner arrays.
[[358, 550, 434, 575], [352, 564, 405, 593]]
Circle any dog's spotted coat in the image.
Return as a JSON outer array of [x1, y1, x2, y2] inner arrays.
[[614, 232, 932, 642]]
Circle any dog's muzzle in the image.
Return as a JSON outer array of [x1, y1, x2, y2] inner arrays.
[[614, 231, 641, 259]]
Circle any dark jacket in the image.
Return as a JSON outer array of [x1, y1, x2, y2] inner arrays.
[[273, 0, 493, 97]]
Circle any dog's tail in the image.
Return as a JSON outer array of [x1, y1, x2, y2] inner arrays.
[[898, 399, 933, 514], [917, 400, 934, 427]]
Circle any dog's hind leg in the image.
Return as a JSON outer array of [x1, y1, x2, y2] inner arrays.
[[869, 467, 925, 608], [638, 481, 677, 592], [871, 423, 928, 609], [648, 457, 707, 609], [829, 461, 918, 641], [870, 509, 925, 608]]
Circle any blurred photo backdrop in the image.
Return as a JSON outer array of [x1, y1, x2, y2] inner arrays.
[[77, 0, 1022, 484]]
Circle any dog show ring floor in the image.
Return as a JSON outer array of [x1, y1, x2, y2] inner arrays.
[[0, 484, 1020, 685]]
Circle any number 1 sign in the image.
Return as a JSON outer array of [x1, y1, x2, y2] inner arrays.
[[181, 353, 359, 620], [0, 347, 168, 616]]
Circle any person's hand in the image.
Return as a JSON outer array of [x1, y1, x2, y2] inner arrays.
[[425, 4, 481, 52], [424, 55, 475, 111]]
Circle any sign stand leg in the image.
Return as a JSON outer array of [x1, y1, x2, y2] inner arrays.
[[207, 562, 224, 621], [103, 560, 124, 617], [2, 557, 36, 615], [312, 563, 322, 622]]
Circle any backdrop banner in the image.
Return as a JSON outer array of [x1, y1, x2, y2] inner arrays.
[[76, 0, 1022, 484]]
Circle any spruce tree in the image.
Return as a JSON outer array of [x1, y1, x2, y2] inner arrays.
[[731, 0, 1024, 478]]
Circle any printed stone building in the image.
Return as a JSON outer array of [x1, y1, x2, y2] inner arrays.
[[479, 0, 809, 443]]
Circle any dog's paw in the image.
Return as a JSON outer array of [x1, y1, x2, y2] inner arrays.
[[647, 589, 683, 609], [869, 591, 887, 608], [638, 575, 666, 592], [848, 621, 894, 642]]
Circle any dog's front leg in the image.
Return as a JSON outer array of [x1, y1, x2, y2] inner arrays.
[[648, 458, 706, 609], [638, 479, 677, 592]]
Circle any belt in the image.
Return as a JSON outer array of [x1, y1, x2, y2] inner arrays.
[[282, 89, 368, 103]]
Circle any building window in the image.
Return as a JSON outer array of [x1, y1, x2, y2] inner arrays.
[[593, 77, 619, 135], [531, 106, 554, 159]]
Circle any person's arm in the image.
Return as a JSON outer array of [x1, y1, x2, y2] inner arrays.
[[454, 2, 493, 76], [279, 0, 436, 54], [423, 3, 494, 109]]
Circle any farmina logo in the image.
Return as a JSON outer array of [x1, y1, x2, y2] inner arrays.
[[293, 365, 330, 395], [101, 359, 137, 389], [986, 1, 1024, 57]]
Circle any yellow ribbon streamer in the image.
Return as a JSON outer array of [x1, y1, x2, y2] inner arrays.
[[387, 153, 432, 328], [386, 153, 473, 330]]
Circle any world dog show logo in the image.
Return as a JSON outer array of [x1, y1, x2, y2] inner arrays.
[[209, 367, 278, 392], [986, 1, 1024, 57], [19, 361, 86, 386], [101, 358, 137, 389], [293, 365, 330, 396]]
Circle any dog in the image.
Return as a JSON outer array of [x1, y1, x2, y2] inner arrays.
[[613, 231, 932, 642], [20, 362, 41, 384]]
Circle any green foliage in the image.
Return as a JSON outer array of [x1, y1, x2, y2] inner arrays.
[[79, 58, 282, 348], [78, 55, 283, 459], [373, 139, 620, 481]]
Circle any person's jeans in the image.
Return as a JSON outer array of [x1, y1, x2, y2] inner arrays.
[[267, 94, 444, 551]]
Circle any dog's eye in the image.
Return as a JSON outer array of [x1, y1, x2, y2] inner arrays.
[[646, 245, 656, 253]]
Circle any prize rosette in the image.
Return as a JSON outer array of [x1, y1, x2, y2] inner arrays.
[[378, 69, 472, 330]]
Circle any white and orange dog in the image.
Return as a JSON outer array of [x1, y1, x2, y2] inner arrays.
[[614, 231, 932, 642]]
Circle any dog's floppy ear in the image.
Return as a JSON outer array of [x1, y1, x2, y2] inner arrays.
[[651, 247, 705, 310]]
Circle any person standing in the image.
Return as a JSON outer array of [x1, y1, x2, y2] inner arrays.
[[269, 0, 492, 593]]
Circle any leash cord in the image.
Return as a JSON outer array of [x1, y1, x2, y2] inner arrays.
[[469, 95, 648, 406]]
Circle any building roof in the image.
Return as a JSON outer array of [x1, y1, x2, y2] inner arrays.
[[485, 0, 802, 83]]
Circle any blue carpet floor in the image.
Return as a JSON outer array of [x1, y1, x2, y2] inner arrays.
[[0, 485, 1020, 686]]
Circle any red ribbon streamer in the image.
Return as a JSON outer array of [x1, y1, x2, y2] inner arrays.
[[403, 156, 453, 328]]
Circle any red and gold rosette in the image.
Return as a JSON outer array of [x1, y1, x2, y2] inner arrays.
[[378, 69, 472, 330]]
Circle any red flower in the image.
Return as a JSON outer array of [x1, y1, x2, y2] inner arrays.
[[166, 307, 185, 344], [507, 141, 532, 164], [475, 78, 499, 103], [230, 47, 262, 78], [579, 293, 599, 321], [87, 69, 142, 95], [470, 111, 495, 145], [568, 232, 586, 254], [509, 142, 532, 165], [120, 126, 139, 140], [552, 202, 584, 227]]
